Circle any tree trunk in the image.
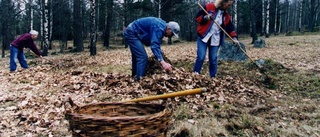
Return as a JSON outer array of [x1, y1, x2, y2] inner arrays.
[[41, 0, 49, 56], [58, 0, 70, 53], [249, 0, 257, 44], [1, 0, 11, 58], [73, 0, 84, 52], [103, 0, 113, 49], [29, 0, 34, 30], [308, 0, 318, 32], [285, 0, 290, 33], [278, 7, 282, 34], [122, 0, 131, 48], [298, 0, 302, 32], [274, 0, 278, 35], [48, 0, 53, 50], [1, 23, 9, 58], [123, 0, 129, 27], [158, 0, 161, 18], [89, 0, 97, 56], [168, 37, 172, 45], [234, 0, 238, 31], [265, 0, 270, 38], [261, 0, 265, 36]]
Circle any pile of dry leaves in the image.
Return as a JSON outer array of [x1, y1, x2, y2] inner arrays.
[[0, 55, 276, 136]]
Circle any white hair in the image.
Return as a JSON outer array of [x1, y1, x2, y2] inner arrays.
[[29, 30, 39, 35]]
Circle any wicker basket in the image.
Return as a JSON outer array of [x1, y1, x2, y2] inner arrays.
[[65, 102, 172, 137]]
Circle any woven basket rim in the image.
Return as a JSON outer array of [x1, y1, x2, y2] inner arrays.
[[66, 101, 171, 120], [67, 109, 171, 120], [71, 101, 164, 106]]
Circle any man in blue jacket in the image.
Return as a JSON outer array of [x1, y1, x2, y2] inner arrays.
[[124, 17, 180, 81]]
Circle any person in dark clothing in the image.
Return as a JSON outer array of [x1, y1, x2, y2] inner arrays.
[[124, 17, 180, 81], [194, 0, 238, 78], [10, 30, 42, 72]]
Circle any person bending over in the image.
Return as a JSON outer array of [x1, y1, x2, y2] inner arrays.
[[124, 17, 180, 81]]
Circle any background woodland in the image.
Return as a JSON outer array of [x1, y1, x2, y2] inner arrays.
[[0, 0, 319, 56]]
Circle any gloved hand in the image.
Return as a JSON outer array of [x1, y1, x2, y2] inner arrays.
[[203, 14, 213, 20], [160, 60, 172, 71], [233, 37, 240, 45]]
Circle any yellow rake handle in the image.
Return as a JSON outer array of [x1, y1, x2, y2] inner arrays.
[[124, 88, 207, 102]]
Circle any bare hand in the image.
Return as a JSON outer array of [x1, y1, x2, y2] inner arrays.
[[160, 61, 172, 71], [233, 38, 240, 45], [204, 14, 214, 20]]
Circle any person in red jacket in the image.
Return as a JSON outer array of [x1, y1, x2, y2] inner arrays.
[[194, 0, 239, 78], [9, 30, 42, 72]]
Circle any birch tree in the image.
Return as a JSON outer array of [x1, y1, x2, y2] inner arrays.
[[265, 0, 270, 37], [154, 0, 169, 18], [158, 0, 161, 17], [298, 0, 302, 32], [234, 0, 238, 31], [41, 0, 49, 56], [89, 0, 97, 55], [29, 0, 34, 30]]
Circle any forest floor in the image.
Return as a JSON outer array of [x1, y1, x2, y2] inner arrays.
[[0, 34, 319, 137]]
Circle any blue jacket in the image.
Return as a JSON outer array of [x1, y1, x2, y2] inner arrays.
[[129, 17, 166, 61]]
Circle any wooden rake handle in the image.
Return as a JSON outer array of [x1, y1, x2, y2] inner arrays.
[[197, 2, 274, 82], [124, 88, 207, 102], [197, 2, 258, 66]]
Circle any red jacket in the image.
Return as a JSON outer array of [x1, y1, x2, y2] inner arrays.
[[11, 33, 42, 56], [196, 3, 237, 45]]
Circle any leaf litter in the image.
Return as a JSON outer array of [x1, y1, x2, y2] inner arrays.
[[0, 35, 319, 136]]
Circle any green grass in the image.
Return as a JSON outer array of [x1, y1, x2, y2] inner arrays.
[[169, 57, 320, 136]]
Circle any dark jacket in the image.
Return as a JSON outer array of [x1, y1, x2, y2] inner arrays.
[[11, 33, 42, 56], [196, 3, 237, 46]]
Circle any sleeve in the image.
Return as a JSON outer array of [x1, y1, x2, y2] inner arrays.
[[149, 26, 164, 62], [226, 19, 237, 38], [28, 41, 42, 56], [195, 4, 209, 25]]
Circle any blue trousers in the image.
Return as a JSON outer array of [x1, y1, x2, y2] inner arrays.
[[124, 25, 148, 81], [10, 45, 28, 71], [193, 37, 219, 78]]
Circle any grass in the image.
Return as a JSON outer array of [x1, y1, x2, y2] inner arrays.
[[169, 53, 320, 136], [169, 116, 228, 137]]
